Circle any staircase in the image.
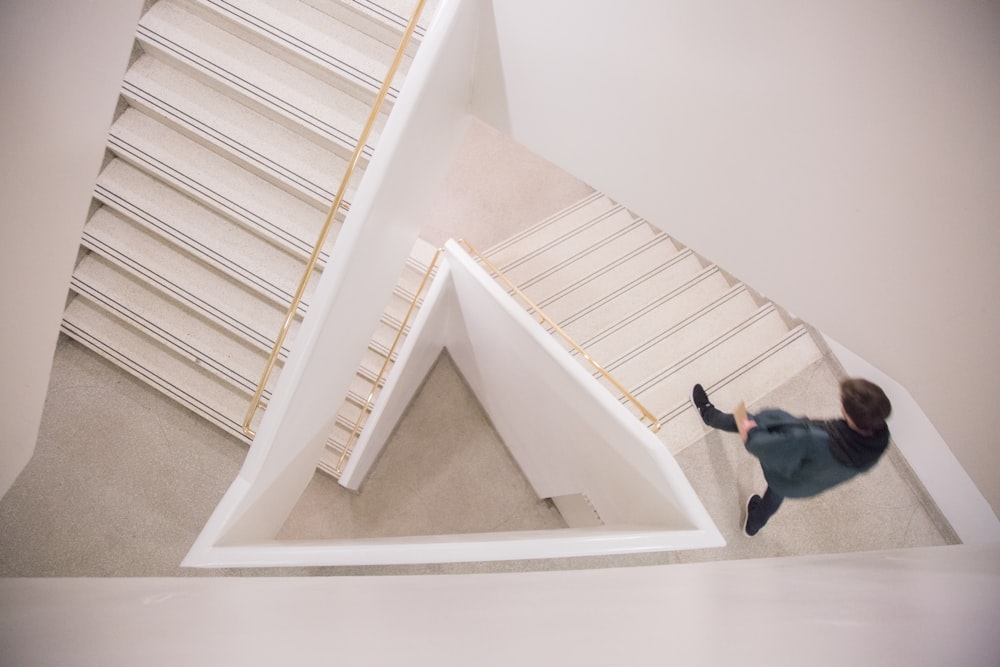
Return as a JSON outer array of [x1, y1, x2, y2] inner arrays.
[[483, 193, 824, 454], [61, 0, 438, 477]]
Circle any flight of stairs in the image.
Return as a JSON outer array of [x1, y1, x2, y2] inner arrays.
[[482, 192, 824, 454], [61, 0, 438, 477]]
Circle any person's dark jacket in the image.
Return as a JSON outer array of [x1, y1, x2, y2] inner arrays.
[[744, 409, 889, 498]]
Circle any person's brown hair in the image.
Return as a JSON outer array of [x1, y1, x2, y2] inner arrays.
[[840, 378, 892, 431]]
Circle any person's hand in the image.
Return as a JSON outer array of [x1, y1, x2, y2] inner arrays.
[[738, 418, 757, 443]]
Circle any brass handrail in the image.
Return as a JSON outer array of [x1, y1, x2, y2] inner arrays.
[[243, 0, 428, 437], [335, 248, 442, 475], [457, 238, 663, 433]]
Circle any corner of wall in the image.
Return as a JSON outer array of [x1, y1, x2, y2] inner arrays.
[[825, 335, 1000, 544]]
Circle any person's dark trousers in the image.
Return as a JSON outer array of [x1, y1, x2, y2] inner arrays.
[[699, 403, 786, 534], [700, 405, 739, 432], [746, 486, 784, 534]]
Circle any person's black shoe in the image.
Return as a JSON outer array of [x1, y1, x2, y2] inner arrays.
[[743, 495, 762, 537], [691, 384, 711, 412]]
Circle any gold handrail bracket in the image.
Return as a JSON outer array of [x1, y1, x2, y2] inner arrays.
[[457, 238, 662, 433], [243, 0, 429, 438]]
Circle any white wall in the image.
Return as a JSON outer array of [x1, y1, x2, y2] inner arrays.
[[4, 544, 998, 666], [0, 0, 144, 498], [472, 0, 1000, 518], [443, 243, 709, 530]]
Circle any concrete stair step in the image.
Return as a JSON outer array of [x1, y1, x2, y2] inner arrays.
[[139, 0, 385, 161], [590, 285, 762, 389], [82, 206, 298, 355], [623, 305, 793, 414], [62, 295, 260, 441], [556, 251, 709, 341], [572, 265, 731, 351], [532, 236, 684, 322], [95, 159, 320, 310], [484, 191, 610, 270], [108, 108, 335, 263], [490, 198, 628, 279], [300, 0, 435, 55], [122, 55, 353, 207], [505, 209, 656, 289], [70, 252, 280, 397], [655, 326, 824, 454], [181, 0, 407, 106]]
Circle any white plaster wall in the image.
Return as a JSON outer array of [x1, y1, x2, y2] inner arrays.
[[472, 1, 1000, 517], [3, 544, 998, 665], [0, 0, 144, 498]]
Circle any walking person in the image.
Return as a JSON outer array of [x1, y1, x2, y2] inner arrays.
[[691, 378, 892, 536]]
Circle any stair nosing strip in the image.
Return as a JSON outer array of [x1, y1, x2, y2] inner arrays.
[[197, 0, 399, 99], [515, 216, 647, 290], [535, 235, 676, 310], [70, 277, 269, 397], [80, 229, 291, 356], [594, 284, 752, 373], [108, 133, 334, 264], [135, 25, 375, 159], [496, 204, 628, 275], [655, 326, 813, 424], [94, 184, 307, 312], [628, 303, 779, 398], [121, 80, 338, 203], [484, 191, 604, 256], [60, 319, 249, 441]]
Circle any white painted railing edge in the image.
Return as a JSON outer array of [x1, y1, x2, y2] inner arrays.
[[181, 528, 718, 568]]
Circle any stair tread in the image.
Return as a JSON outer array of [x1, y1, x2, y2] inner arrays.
[[96, 159, 320, 309], [501, 207, 650, 285], [589, 285, 763, 389], [82, 206, 297, 353], [493, 200, 630, 277], [515, 223, 674, 297], [657, 327, 824, 454], [299, 0, 433, 54], [63, 296, 259, 439], [571, 264, 729, 349], [71, 252, 276, 394], [626, 306, 794, 408], [557, 251, 708, 340], [140, 0, 384, 158], [529, 237, 685, 322], [182, 0, 407, 104], [123, 55, 353, 206], [110, 108, 334, 261], [484, 192, 610, 266]]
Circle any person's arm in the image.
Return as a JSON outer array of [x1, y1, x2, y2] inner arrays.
[[734, 401, 757, 443]]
